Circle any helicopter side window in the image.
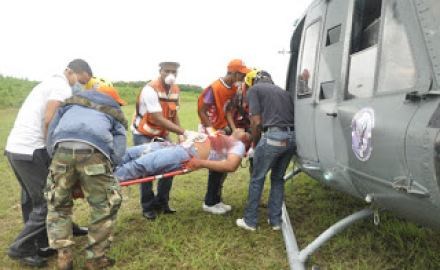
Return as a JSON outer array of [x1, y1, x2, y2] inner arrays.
[[377, 0, 416, 93], [326, 24, 341, 46], [351, 0, 382, 53], [347, 0, 382, 99], [297, 21, 321, 99]]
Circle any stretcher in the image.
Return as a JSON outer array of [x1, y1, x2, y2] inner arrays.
[[117, 153, 253, 187], [118, 169, 190, 186], [117, 142, 252, 187]]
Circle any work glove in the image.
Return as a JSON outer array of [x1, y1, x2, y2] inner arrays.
[[179, 135, 193, 149]]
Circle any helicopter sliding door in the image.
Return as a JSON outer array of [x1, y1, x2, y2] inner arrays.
[[294, 0, 355, 183], [313, 0, 352, 172]]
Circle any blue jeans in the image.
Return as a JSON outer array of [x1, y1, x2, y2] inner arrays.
[[243, 131, 296, 228], [115, 142, 196, 181]]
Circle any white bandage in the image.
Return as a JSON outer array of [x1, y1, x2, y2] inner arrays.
[[184, 130, 208, 142]]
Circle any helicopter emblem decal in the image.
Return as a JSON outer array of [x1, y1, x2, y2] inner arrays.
[[351, 108, 375, 161]]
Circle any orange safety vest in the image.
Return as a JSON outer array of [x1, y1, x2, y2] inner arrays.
[[135, 78, 179, 138], [198, 79, 237, 129]]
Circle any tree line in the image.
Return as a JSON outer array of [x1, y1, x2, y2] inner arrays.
[[0, 74, 203, 108]]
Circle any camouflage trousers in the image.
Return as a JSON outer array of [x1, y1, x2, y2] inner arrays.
[[44, 148, 122, 260]]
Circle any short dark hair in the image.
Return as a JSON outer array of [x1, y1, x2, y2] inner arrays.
[[67, 59, 93, 77], [255, 70, 273, 84]]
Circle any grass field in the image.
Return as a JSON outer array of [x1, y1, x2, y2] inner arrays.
[[0, 94, 439, 269]]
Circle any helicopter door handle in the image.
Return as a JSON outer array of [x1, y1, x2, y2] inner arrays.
[[326, 112, 337, 117]]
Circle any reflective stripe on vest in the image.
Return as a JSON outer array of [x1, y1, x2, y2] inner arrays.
[[142, 122, 162, 135]]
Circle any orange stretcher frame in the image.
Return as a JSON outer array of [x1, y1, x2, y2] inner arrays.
[[119, 169, 190, 187]]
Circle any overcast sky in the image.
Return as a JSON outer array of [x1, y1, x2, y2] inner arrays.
[[0, 0, 310, 88]]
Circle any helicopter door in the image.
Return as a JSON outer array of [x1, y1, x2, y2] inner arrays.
[[294, 1, 326, 163], [313, 0, 352, 168]]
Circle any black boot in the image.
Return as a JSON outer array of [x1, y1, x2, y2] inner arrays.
[[142, 210, 157, 220], [72, 223, 88, 236], [163, 205, 176, 214]]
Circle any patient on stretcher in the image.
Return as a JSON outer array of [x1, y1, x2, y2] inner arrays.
[[115, 129, 251, 182]]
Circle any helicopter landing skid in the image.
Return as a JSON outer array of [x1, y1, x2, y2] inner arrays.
[[282, 204, 374, 270]]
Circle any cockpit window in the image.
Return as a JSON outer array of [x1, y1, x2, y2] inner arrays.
[[377, 0, 416, 93], [347, 0, 416, 98]]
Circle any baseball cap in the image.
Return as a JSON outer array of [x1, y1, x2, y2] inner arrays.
[[97, 86, 128, 106], [227, 59, 252, 74], [159, 61, 180, 68]]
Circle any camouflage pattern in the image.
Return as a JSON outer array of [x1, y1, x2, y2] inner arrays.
[[45, 148, 122, 260]]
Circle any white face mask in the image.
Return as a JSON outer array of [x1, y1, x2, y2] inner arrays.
[[164, 74, 176, 85], [234, 82, 242, 87], [71, 82, 83, 93]]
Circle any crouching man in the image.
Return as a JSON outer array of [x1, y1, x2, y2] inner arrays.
[[45, 86, 127, 270]]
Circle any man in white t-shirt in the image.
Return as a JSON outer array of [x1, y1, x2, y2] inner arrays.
[[5, 59, 92, 268], [132, 61, 205, 221]]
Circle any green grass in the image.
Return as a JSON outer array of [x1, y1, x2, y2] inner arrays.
[[0, 93, 439, 269]]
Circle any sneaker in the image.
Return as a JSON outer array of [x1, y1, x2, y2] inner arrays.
[[202, 203, 227, 215], [236, 218, 256, 231], [217, 202, 232, 212], [84, 256, 116, 270], [57, 248, 73, 270], [268, 219, 282, 231]]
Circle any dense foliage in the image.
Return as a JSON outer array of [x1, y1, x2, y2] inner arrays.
[[0, 74, 39, 108], [0, 75, 203, 108]]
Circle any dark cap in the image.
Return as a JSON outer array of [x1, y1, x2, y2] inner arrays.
[[159, 62, 180, 68]]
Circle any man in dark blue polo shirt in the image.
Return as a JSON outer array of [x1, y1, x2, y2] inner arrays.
[[236, 71, 296, 231]]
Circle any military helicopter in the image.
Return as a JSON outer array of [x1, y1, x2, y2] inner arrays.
[[282, 0, 440, 268]]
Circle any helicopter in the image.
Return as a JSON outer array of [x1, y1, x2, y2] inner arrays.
[[281, 0, 440, 268]]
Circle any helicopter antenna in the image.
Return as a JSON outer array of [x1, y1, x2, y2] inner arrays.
[[278, 48, 291, 55]]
